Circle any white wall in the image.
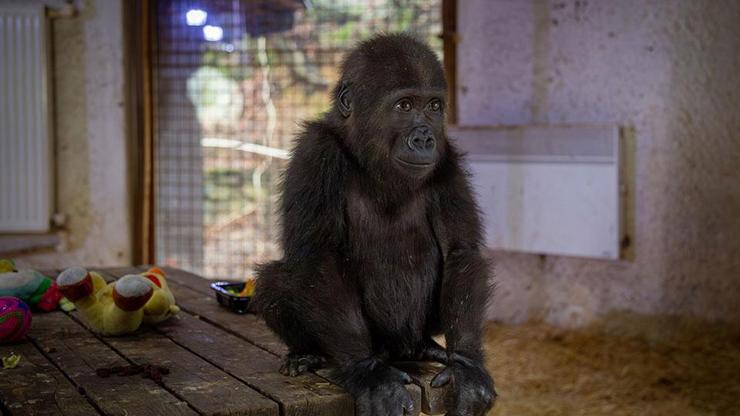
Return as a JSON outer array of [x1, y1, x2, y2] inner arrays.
[[12, 0, 131, 269], [458, 0, 740, 326]]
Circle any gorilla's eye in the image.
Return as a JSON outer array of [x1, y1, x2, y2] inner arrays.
[[428, 99, 442, 112], [394, 99, 413, 112]]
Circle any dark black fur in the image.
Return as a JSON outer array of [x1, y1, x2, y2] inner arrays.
[[253, 33, 495, 416]]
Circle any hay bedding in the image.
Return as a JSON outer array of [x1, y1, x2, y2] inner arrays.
[[483, 314, 740, 415]]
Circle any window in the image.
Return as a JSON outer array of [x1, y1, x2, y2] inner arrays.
[[154, 0, 443, 278]]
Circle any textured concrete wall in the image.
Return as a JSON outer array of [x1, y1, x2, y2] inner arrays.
[[458, 0, 740, 326], [13, 0, 131, 269]]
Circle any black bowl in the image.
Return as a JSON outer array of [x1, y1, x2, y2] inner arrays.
[[210, 281, 252, 314]]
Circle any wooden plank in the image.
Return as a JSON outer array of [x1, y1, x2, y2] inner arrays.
[[395, 362, 449, 415], [91, 270, 278, 416], [313, 368, 422, 416], [108, 266, 282, 354], [101, 326, 278, 416], [98, 267, 276, 352], [0, 233, 60, 255], [27, 312, 196, 416], [0, 341, 99, 416], [155, 269, 429, 414], [442, 0, 458, 124], [166, 279, 288, 356], [122, 0, 156, 266], [158, 267, 449, 415], [153, 266, 219, 294], [157, 312, 354, 416], [98, 266, 142, 278], [105, 267, 287, 355], [104, 268, 354, 415]]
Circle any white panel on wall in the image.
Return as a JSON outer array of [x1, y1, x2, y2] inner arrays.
[[451, 126, 622, 259], [0, 5, 52, 232]]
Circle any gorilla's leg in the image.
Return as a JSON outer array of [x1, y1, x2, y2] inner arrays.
[[280, 352, 327, 377], [253, 261, 374, 370], [254, 260, 415, 415], [253, 261, 326, 376], [393, 337, 447, 364], [420, 338, 448, 364]]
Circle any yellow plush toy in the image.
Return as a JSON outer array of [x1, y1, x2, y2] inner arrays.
[[57, 267, 180, 336]]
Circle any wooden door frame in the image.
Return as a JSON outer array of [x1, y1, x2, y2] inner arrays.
[[442, 0, 458, 124], [124, 0, 155, 265]]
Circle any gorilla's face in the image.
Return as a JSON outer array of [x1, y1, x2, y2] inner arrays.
[[334, 34, 449, 183], [384, 88, 446, 176], [338, 83, 447, 181]]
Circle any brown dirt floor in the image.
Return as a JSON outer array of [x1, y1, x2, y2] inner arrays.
[[483, 313, 740, 416]]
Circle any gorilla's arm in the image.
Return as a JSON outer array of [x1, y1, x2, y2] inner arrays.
[[430, 151, 496, 414], [430, 150, 490, 359], [280, 122, 348, 263], [259, 122, 371, 359]]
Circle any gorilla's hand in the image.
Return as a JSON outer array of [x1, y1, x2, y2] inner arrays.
[[431, 356, 496, 416], [352, 362, 415, 416]]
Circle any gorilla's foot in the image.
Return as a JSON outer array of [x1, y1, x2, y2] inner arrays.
[[420, 339, 448, 364], [397, 338, 448, 363], [279, 353, 327, 377]]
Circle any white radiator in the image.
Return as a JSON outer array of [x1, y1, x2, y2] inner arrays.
[[452, 125, 623, 260], [0, 5, 53, 232]]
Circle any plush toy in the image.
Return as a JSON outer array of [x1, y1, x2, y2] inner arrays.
[[0, 260, 64, 312], [0, 297, 32, 343], [56, 267, 180, 336], [0, 259, 15, 273]]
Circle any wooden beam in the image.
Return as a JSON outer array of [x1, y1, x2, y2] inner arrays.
[[0, 341, 99, 415], [160, 312, 353, 416], [102, 267, 353, 416], [157, 266, 450, 415], [67, 269, 280, 416], [124, 0, 156, 265], [0, 233, 60, 255], [442, 0, 458, 124], [27, 312, 198, 416]]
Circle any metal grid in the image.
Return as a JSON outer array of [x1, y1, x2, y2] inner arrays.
[[154, 0, 442, 279]]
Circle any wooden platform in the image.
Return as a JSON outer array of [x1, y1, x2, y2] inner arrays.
[[0, 267, 449, 416]]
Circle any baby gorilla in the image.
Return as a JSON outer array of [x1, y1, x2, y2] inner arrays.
[[253, 33, 495, 416]]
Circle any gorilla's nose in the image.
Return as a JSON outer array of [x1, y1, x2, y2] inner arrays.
[[407, 127, 435, 153]]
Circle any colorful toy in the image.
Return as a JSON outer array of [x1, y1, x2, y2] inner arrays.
[[0, 259, 15, 273], [57, 267, 180, 336], [0, 260, 63, 311], [0, 297, 32, 343]]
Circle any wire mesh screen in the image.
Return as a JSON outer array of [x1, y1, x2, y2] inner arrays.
[[154, 0, 443, 279]]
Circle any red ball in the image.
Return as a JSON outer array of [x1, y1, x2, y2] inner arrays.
[[0, 296, 32, 343]]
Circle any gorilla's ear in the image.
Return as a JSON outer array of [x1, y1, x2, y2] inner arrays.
[[338, 81, 352, 118]]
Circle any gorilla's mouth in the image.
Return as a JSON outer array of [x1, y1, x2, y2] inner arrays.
[[395, 158, 434, 169]]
